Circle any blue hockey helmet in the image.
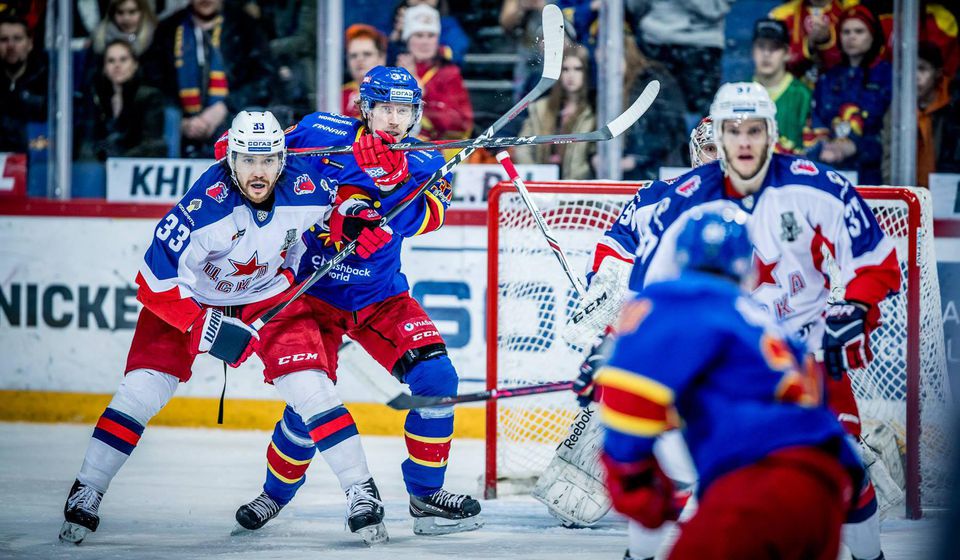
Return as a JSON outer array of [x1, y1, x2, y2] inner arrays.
[[675, 209, 754, 282], [359, 66, 423, 133]]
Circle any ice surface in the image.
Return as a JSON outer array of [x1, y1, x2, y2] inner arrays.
[[0, 423, 941, 559]]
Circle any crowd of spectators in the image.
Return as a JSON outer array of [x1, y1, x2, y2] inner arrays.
[[0, 0, 958, 191]]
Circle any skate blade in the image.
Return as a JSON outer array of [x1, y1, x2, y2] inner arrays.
[[59, 521, 90, 544], [230, 523, 257, 536], [354, 522, 389, 545], [413, 514, 484, 536]]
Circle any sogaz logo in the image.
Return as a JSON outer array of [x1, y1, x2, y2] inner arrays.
[[389, 88, 414, 103], [247, 140, 273, 153]]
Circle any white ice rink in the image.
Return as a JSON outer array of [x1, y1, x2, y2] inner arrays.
[[0, 422, 941, 559]]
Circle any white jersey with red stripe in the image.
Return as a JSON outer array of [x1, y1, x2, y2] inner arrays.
[[134, 157, 338, 332], [596, 154, 900, 349]]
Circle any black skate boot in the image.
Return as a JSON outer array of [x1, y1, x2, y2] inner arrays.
[[233, 492, 283, 534], [345, 478, 388, 545], [59, 479, 103, 544], [409, 489, 483, 535]]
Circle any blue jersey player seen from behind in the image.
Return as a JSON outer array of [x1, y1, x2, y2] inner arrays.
[[597, 211, 865, 560], [59, 111, 366, 545], [231, 66, 480, 542]]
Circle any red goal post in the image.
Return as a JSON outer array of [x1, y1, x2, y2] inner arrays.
[[484, 180, 948, 519]]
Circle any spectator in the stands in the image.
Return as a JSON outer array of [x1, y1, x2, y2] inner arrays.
[[512, 43, 595, 180], [387, 0, 468, 67], [594, 33, 686, 180], [79, 39, 167, 160], [752, 18, 811, 153], [0, 14, 46, 154], [397, 4, 473, 141], [142, 0, 273, 158], [90, 0, 157, 56], [864, 0, 959, 84], [806, 4, 891, 184], [637, 0, 732, 126], [343, 23, 387, 119], [769, 0, 851, 86], [883, 42, 960, 187], [246, 0, 316, 123]]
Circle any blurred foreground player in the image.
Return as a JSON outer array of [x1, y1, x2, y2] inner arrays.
[[597, 211, 865, 560], [58, 111, 390, 544], [232, 66, 481, 540]]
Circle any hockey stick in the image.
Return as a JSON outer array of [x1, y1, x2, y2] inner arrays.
[[386, 381, 574, 410], [289, 80, 661, 158], [249, 5, 565, 331], [496, 151, 587, 297]]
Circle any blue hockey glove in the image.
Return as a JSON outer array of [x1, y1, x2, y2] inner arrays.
[[190, 308, 260, 367], [822, 303, 873, 380]]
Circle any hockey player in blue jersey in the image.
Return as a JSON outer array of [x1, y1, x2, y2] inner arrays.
[[564, 83, 899, 560], [59, 110, 400, 545], [231, 66, 481, 540], [597, 211, 864, 559]]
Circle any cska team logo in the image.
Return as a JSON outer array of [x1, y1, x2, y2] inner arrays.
[[206, 181, 228, 203], [790, 159, 819, 176], [294, 174, 316, 195]]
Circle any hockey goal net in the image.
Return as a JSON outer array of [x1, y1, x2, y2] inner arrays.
[[485, 181, 949, 518]]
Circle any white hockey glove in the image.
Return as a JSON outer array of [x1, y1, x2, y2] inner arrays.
[[563, 257, 632, 348]]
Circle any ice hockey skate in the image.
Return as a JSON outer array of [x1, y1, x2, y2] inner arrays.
[[345, 478, 388, 545], [233, 492, 283, 535], [59, 479, 103, 544], [409, 489, 483, 535]]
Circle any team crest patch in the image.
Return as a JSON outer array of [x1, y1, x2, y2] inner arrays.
[[294, 174, 316, 195], [280, 229, 298, 251], [186, 199, 202, 212], [257, 210, 269, 222], [675, 175, 701, 198], [826, 170, 847, 187], [790, 159, 819, 176], [780, 211, 802, 242], [429, 179, 453, 203], [205, 181, 228, 203]]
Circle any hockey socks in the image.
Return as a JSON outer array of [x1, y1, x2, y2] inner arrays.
[[403, 411, 454, 497], [304, 405, 370, 489], [844, 480, 883, 560], [263, 407, 316, 506], [78, 407, 146, 492]]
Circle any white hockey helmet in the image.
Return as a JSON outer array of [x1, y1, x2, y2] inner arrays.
[[227, 110, 286, 181], [689, 116, 717, 168], [709, 82, 778, 182]]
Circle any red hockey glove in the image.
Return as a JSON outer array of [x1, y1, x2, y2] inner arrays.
[[822, 302, 873, 379], [328, 198, 393, 258], [352, 130, 409, 192], [190, 308, 260, 367], [601, 453, 679, 529], [572, 334, 613, 408]]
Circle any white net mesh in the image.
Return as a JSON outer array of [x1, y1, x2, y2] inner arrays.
[[488, 183, 949, 512]]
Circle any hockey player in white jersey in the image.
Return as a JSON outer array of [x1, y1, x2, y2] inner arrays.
[[59, 110, 393, 545], [561, 83, 901, 560]]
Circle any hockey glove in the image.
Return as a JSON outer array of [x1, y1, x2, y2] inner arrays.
[[564, 257, 632, 348], [572, 334, 613, 407], [328, 198, 393, 258], [353, 130, 409, 192], [190, 308, 260, 367], [823, 302, 873, 380], [601, 453, 678, 529]]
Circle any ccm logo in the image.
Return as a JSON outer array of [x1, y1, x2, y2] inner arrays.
[[278, 353, 319, 365], [411, 330, 439, 341]]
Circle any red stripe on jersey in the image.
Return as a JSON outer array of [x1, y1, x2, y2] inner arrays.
[[418, 194, 445, 235], [95, 416, 142, 446], [135, 272, 204, 332], [591, 242, 634, 273], [844, 250, 901, 310], [601, 385, 672, 423], [308, 413, 355, 442], [809, 225, 837, 290]]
